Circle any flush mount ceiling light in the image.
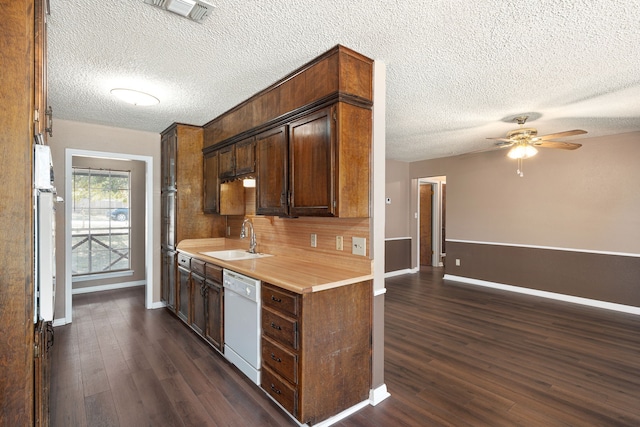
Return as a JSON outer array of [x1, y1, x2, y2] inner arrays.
[[143, 0, 215, 23], [110, 88, 160, 106]]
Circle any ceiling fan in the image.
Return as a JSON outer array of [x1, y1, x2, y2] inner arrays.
[[487, 115, 587, 177]]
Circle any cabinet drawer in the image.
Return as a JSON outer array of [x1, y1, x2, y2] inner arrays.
[[262, 283, 299, 318], [261, 366, 297, 416], [262, 307, 298, 350], [191, 258, 205, 276], [262, 336, 298, 384], [177, 253, 191, 269], [205, 263, 222, 282]]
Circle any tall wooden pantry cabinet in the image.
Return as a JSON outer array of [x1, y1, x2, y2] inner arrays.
[[160, 124, 224, 313], [1, 0, 52, 425]]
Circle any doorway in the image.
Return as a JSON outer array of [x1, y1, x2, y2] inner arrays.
[[417, 176, 446, 267], [64, 149, 155, 323]]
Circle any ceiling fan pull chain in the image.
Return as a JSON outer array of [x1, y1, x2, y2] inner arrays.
[[517, 158, 524, 177]]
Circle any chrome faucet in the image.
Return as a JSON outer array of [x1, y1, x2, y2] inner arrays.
[[240, 218, 257, 254]]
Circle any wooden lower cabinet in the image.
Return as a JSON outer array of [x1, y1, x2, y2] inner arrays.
[[161, 249, 176, 310], [177, 265, 190, 323], [191, 272, 206, 336], [260, 281, 372, 425], [204, 263, 224, 351], [34, 320, 52, 427], [174, 252, 224, 353]]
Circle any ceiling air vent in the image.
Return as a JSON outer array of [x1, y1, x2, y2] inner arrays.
[[143, 0, 215, 23]]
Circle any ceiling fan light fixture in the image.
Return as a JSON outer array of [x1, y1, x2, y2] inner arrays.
[[507, 144, 538, 160], [110, 88, 160, 106]]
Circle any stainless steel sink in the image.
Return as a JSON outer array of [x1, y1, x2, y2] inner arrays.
[[199, 249, 272, 261]]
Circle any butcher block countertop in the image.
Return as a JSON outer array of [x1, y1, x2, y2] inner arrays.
[[176, 238, 373, 294]]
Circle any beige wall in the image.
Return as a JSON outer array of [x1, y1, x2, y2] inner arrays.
[[396, 131, 640, 307], [410, 132, 640, 254], [49, 119, 161, 322], [385, 159, 411, 238]]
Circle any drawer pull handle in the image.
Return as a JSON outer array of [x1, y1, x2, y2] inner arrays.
[[270, 353, 281, 363], [270, 322, 281, 331], [271, 295, 282, 303], [270, 384, 281, 395]]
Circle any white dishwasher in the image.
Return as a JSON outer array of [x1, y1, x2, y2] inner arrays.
[[223, 269, 261, 385]]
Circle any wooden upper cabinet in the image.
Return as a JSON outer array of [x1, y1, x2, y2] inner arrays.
[[256, 126, 288, 216], [34, 0, 49, 140], [201, 45, 373, 218], [217, 137, 255, 180], [289, 107, 334, 217], [162, 130, 177, 189], [218, 144, 235, 179], [203, 45, 373, 149], [235, 137, 256, 176], [254, 103, 371, 218], [203, 150, 219, 214]]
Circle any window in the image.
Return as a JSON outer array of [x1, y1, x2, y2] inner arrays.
[[71, 168, 131, 276]]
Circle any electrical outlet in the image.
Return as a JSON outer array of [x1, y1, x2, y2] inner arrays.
[[352, 237, 366, 256], [311, 233, 317, 248], [336, 236, 343, 251], [455, 259, 461, 266], [227, 226, 231, 236]]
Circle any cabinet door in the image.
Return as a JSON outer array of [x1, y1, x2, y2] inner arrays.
[[203, 151, 219, 214], [161, 249, 175, 308], [218, 145, 235, 179], [191, 273, 206, 336], [34, 0, 48, 141], [289, 107, 335, 217], [161, 191, 176, 249], [34, 319, 51, 427], [163, 250, 176, 310], [235, 137, 256, 176], [162, 130, 177, 189], [205, 279, 223, 351], [177, 266, 190, 323], [256, 126, 288, 216]]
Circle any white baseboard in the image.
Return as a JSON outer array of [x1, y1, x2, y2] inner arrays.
[[71, 280, 145, 295], [384, 268, 414, 278], [444, 274, 640, 316], [52, 318, 68, 327], [149, 301, 167, 309], [308, 400, 370, 427], [265, 387, 376, 427], [369, 384, 391, 406]]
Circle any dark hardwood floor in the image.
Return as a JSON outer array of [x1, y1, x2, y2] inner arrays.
[[51, 269, 640, 426]]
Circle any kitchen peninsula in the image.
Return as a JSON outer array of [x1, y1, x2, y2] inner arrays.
[[177, 238, 373, 425], [161, 45, 377, 425]]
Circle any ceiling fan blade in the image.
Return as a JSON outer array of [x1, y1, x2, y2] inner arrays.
[[534, 129, 587, 141], [486, 137, 514, 142], [534, 141, 582, 150], [495, 141, 514, 148], [461, 141, 514, 156]]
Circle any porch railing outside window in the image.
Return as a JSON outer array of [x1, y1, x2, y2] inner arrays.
[[71, 168, 131, 276]]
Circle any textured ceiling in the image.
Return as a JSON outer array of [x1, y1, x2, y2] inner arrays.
[[47, 0, 640, 161]]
